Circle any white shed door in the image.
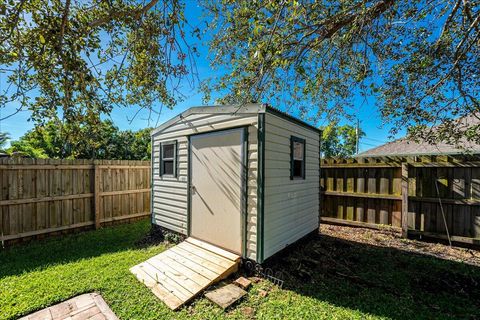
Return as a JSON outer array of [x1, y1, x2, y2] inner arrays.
[[190, 128, 244, 254]]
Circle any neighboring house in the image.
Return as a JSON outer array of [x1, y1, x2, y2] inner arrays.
[[358, 114, 480, 157], [150, 104, 321, 263]]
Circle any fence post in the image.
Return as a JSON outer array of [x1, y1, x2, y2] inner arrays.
[[401, 162, 409, 238], [94, 164, 101, 229]]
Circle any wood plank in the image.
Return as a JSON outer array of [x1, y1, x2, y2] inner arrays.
[[367, 168, 376, 194], [34, 160, 43, 231], [356, 198, 365, 223], [401, 163, 409, 237], [472, 206, 480, 238], [471, 168, 480, 199], [186, 237, 240, 262], [409, 161, 480, 168], [130, 265, 183, 310], [345, 197, 354, 221], [379, 199, 389, 225], [130, 238, 240, 310], [150, 253, 211, 286], [453, 168, 466, 199], [169, 246, 227, 275], [21, 161, 34, 232], [321, 163, 402, 168], [409, 197, 480, 206], [99, 188, 150, 197], [336, 197, 344, 219], [321, 191, 402, 200], [138, 262, 192, 301], [162, 249, 220, 281], [176, 242, 235, 268], [97, 165, 151, 169], [84, 164, 94, 223], [408, 230, 480, 245], [0, 193, 94, 206], [128, 168, 136, 216], [104, 168, 112, 221], [136, 167, 143, 216], [367, 199, 376, 223], [0, 221, 95, 241], [94, 165, 101, 229], [8, 164, 19, 235], [0, 164, 94, 170], [100, 212, 149, 223], [320, 217, 400, 231], [111, 168, 120, 218], [146, 258, 203, 294]]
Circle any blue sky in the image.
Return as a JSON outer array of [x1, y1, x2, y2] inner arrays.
[[0, 1, 403, 152]]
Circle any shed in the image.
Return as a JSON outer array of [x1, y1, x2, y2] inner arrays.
[[150, 104, 321, 263]]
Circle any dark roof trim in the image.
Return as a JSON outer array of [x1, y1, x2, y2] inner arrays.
[[264, 105, 322, 134]]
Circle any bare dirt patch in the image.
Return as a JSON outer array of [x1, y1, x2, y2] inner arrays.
[[320, 224, 480, 267]]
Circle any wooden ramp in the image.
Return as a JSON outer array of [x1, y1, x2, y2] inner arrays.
[[130, 237, 241, 310]]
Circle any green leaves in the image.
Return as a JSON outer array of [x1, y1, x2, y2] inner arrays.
[[1, 0, 195, 138], [321, 122, 364, 158], [202, 0, 480, 146], [7, 120, 152, 159]]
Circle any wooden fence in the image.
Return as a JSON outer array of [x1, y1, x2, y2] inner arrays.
[[0, 158, 151, 244], [320, 156, 480, 245]]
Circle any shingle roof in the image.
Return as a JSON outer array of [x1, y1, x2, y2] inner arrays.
[[357, 114, 480, 157]]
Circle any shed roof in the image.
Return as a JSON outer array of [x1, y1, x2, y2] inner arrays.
[[151, 104, 321, 135]]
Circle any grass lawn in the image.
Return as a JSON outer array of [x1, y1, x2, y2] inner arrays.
[[1, 219, 479, 320]]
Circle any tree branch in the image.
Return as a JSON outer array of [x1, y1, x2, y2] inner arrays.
[[60, 0, 71, 45], [89, 0, 159, 28], [312, 0, 394, 40]]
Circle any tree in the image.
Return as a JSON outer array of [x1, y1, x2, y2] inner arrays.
[[202, 0, 480, 146], [321, 122, 364, 158], [1, 0, 197, 149], [115, 128, 152, 160], [7, 121, 152, 159], [0, 132, 9, 152]]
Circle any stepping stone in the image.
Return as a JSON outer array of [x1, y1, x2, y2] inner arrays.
[[19, 293, 118, 320], [234, 277, 252, 290], [205, 284, 247, 309]]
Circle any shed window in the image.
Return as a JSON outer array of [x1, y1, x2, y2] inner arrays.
[[290, 136, 305, 179], [160, 141, 177, 176]]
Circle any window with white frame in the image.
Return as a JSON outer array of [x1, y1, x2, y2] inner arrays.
[[160, 141, 177, 176]]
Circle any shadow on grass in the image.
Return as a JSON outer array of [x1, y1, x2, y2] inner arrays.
[[264, 233, 480, 319], [0, 219, 154, 278]]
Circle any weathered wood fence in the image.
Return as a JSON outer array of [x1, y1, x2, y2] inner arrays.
[[321, 156, 480, 245], [0, 158, 151, 244]]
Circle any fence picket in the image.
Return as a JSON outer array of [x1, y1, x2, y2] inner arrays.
[[321, 156, 480, 245], [0, 159, 151, 244]]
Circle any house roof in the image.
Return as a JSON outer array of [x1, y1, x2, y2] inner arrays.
[[151, 104, 321, 135], [357, 114, 480, 157]]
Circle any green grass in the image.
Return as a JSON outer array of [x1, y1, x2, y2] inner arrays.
[[1, 220, 479, 320]]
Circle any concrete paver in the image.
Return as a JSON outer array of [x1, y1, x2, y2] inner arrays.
[[19, 293, 118, 320]]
